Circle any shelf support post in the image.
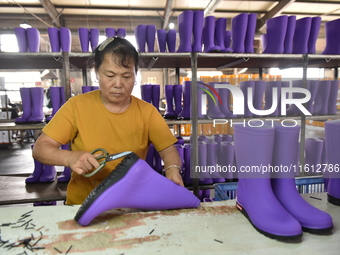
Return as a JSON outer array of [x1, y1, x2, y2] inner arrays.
[[62, 51, 71, 101]]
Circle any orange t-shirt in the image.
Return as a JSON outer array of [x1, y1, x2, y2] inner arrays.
[[42, 90, 177, 204]]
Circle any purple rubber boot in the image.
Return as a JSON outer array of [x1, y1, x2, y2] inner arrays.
[[151, 84, 160, 111], [89, 28, 100, 51], [116, 28, 126, 38], [27, 28, 40, 52], [192, 10, 204, 52], [157, 29, 167, 52], [46, 86, 61, 122], [325, 120, 340, 206], [60, 27, 71, 52], [277, 81, 290, 115], [220, 141, 234, 180], [231, 13, 249, 53], [59, 86, 65, 105], [239, 80, 255, 117], [286, 80, 310, 115], [15, 88, 31, 124], [198, 142, 213, 185], [146, 25, 156, 52], [183, 144, 192, 186], [74, 153, 200, 226], [245, 13, 257, 53], [91, 86, 99, 91], [135, 25, 147, 52], [164, 85, 176, 119], [319, 138, 329, 189], [272, 123, 333, 233], [177, 10, 193, 52], [213, 134, 223, 165], [322, 18, 340, 55], [14, 27, 28, 52], [173, 84, 183, 117], [305, 138, 324, 174], [224, 31, 233, 52], [217, 82, 235, 118], [26, 144, 43, 183], [215, 18, 227, 52], [206, 82, 224, 119], [206, 141, 225, 183], [203, 16, 221, 53], [263, 15, 288, 54], [105, 28, 116, 38], [234, 122, 302, 240], [27, 87, 44, 123], [166, 29, 176, 53], [140, 84, 152, 103], [78, 28, 89, 52], [47, 27, 60, 52], [178, 81, 191, 120], [39, 164, 57, 183], [328, 80, 339, 115], [308, 17, 321, 54], [292, 17, 312, 54], [264, 81, 282, 116], [305, 80, 319, 114], [82, 86, 92, 94], [284, 16, 296, 54], [314, 80, 331, 115], [58, 144, 71, 183], [252, 80, 266, 116]]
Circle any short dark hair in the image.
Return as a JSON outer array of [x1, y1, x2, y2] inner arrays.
[[87, 37, 139, 73]]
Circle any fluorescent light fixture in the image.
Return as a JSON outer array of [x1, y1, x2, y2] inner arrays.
[[238, 68, 248, 74], [20, 21, 32, 29], [169, 23, 175, 29]]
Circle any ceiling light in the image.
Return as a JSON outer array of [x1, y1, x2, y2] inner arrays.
[[20, 21, 31, 29], [169, 23, 175, 29]]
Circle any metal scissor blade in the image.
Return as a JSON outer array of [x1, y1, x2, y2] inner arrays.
[[106, 151, 132, 162]]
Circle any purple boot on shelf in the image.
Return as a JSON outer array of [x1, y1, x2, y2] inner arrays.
[[173, 84, 183, 118], [192, 10, 204, 52], [308, 17, 321, 54], [27, 28, 40, 52], [198, 142, 213, 186], [305, 80, 319, 114], [151, 85, 160, 111], [252, 80, 266, 116], [284, 16, 296, 54], [206, 82, 224, 119], [328, 80, 339, 115], [178, 81, 191, 120], [27, 87, 44, 123], [214, 18, 227, 52], [39, 164, 57, 183], [264, 81, 282, 116], [325, 120, 340, 206], [224, 31, 233, 52], [26, 144, 43, 183], [231, 13, 249, 53], [305, 138, 324, 174], [60, 27, 71, 52], [135, 25, 147, 52], [219, 141, 234, 180], [157, 29, 167, 52], [286, 80, 310, 115], [314, 80, 331, 115], [239, 80, 255, 117], [272, 123, 333, 233], [244, 13, 257, 53], [234, 122, 302, 240], [177, 10, 193, 52], [46, 86, 61, 122], [203, 16, 221, 53], [292, 17, 312, 54], [14, 27, 28, 52], [164, 85, 176, 119], [47, 27, 60, 52], [82, 86, 92, 94], [89, 28, 100, 51], [140, 84, 152, 103], [146, 25, 156, 52], [78, 27, 89, 52], [262, 15, 288, 54], [183, 144, 192, 186], [217, 82, 236, 118], [105, 28, 116, 38], [206, 141, 225, 183], [166, 29, 176, 53], [116, 28, 126, 38], [15, 88, 31, 124], [322, 18, 340, 55], [74, 152, 200, 226]]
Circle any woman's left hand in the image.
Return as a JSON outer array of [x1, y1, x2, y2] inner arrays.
[[165, 167, 184, 187]]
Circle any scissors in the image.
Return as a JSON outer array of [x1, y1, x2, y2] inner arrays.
[[84, 148, 132, 177]]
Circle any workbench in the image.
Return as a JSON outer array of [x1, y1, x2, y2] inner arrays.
[[0, 193, 338, 255]]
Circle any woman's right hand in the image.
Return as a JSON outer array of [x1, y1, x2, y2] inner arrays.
[[65, 151, 102, 176]]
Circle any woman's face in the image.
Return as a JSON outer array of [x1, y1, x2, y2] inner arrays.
[[96, 53, 136, 105]]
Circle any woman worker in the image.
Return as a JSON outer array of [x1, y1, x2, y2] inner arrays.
[[33, 37, 184, 205]]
